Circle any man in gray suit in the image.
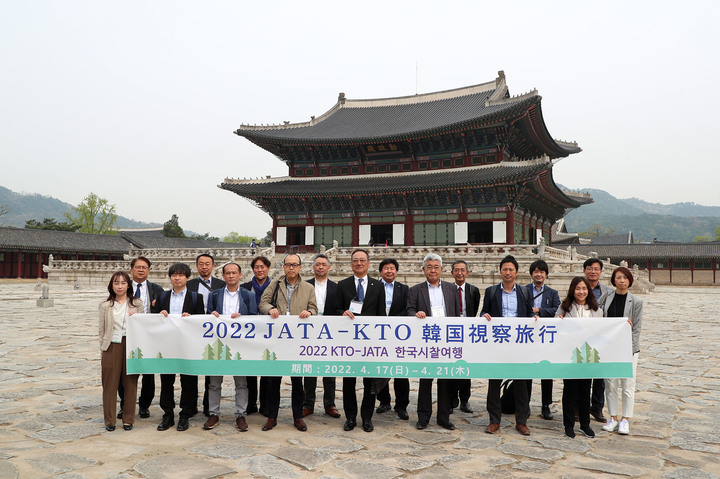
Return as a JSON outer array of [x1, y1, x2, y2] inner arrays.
[[584, 257, 612, 423], [407, 253, 461, 430]]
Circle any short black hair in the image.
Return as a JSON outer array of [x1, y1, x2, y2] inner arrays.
[[499, 255, 518, 271], [168, 263, 192, 278], [131, 256, 151, 269], [222, 262, 241, 274], [583, 258, 604, 270], [529, 259, 549, 276], [196, 253, 215, 265], [378, 258, 399, 272], [313, 253, 330, 264], [251, 256, 271, 269]]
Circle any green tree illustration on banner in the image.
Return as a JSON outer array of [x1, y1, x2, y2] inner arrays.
[[202, 344, 214, 360], [234, 352, 242, 360], [262, 349, 277, 360], [583, 342, 593, 361], [571, 347, 583, 363], [586, 347, 600, 363], [128, 347, 143, 359], [156, 352, 163, 359]]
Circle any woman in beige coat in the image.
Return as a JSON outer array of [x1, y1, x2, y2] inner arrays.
[[99, 271, 142, 431]]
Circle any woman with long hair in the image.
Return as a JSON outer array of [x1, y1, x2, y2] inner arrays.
[[556, 276, 602, 439], [602, 267, 643, 435], [99, 271, 142, 431]]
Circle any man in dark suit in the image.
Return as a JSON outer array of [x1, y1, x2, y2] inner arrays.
[[407, 253, 461, 431], [526, 259, 561, 420], [450, 260, 481, 414], [335, 248, 387, 432], [374, 258, 411, 420], [118, 256, 164, 419], [303, 253, 341, 419], [482, 255, 534, 436], [156, 263, 206, 432], [186, 253, 226, 417]]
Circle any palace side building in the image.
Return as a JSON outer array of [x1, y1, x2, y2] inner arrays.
[[223, 72, 591, 251]]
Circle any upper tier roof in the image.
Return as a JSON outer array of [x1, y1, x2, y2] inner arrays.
[[234, 71, 580, 157]]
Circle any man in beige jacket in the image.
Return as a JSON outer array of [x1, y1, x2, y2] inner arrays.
[[258, 253, 317, 432]]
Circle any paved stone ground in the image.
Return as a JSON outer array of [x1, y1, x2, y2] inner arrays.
[[1, 281, 719, 478]]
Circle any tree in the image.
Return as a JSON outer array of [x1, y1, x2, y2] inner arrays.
[[0, 204, 8, 226], [259, 230, 273, 246], [25, 218, 80, 232], [715, 226, 720, 241], [162, 214, 186, 238], [223, 231, 253, 244], [64, 192, 118, 234], [694, 235, 711, 242], [188, 232, 219, 241]]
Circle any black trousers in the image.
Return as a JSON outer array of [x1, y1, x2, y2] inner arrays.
[[303, 376, 336, 409], [259, 376, 271, 415], [591, 378, 605, 411], [563, 378, 591, 430], [343, 377, 377, 421], [119, 373, 155, 410], [541, 379, 553, 406], [246, 376, 258, 411], [265, 376, 304, 420], [159, 374, 198, 419], [417, 378, 452, 425], [487, 379, 531, 425], [377, 378, 410, 410], [449, 379, 471, 408]]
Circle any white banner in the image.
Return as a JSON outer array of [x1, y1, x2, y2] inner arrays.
[[126, 314, 633, 379]]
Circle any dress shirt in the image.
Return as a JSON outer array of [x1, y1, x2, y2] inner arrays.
[[531, 284, 545, 310], [427, 281, 446, 316], [354, 275, 368, 300], [382, 279, 394, 314], [198, 277, 212, 308], [313, 278, 328, 315], [456, 283, 466, 317], [591, 283, 603, 301], [285, 280, 297, 314], [222, 288, 240, 315], [169, 288, 187, 315], [133, 281, 149, 313], [501, 283, 518, 317]]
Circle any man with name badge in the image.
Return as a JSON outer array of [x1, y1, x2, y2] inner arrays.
[[584, 257, 612, 423]]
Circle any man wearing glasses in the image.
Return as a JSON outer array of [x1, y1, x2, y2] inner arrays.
[[258, 254, 317, 432], [584, 258, 611, 423]]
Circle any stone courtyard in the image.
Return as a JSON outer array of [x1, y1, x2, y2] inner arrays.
[[0, 281, 718, 478]]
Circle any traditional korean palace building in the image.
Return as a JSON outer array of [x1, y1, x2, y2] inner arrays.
[[223, 72, 591, 252]]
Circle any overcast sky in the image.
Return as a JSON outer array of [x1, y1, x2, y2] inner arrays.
[[2, 1, 718, 238]]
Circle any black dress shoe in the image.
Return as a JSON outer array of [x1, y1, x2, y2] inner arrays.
[[177, 416, 189, 431], [438, 421, 456, 430], [123, 424, 133, 431], [395, 408, 409, 420], [139, 407, 150, 419], [117, 410, 123, 419], [362, 419, 374, 432], [416, 420, 428, 430], [157, 416, 174, 431], [343, 419, 356, 431], [460, 402, 473, 413], [376, 403, 391, 414], [590, 409, 606, 423], [105, 425, 115, 431], [541, 405, 553, 420]]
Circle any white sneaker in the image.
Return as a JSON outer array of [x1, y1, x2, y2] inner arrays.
[[602, 418, 618, 432], [618, 418, 630, 435]]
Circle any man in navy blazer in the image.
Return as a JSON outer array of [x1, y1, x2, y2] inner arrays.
[[482, 255, 534, 436], [203, 263, 257, 432], [407, 253, 461, 430], [450, 260, 481, 414], [375, 258, 411, 420], [303, 253, 341, 419], [335, 249, 387, 432], [526, 259, 561, 420]]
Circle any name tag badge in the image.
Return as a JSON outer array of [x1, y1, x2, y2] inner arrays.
[[111, 330, 123, 344], [431, 306, 445, 317], [350, 300, 364, 314]]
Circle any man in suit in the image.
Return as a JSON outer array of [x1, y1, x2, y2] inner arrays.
[[482, 255, 534, 436], [258, 253, 317, 432], [240, 256, 272, 415], [375, 258, 411, 420], [407, 253, 461, 430], [156, 263, 206, 432], [203, 262, 257, 432], [584, 257, 612, 423], [303, 253, 341, 419], [118, 256, 164, 419], [450, 259, 481, 414], [526, 259, 561, 420], [335, 248, 387, 433], [186, 254, 226, 417]]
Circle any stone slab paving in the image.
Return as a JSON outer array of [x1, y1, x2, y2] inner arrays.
[[0, 282, 719, 477]]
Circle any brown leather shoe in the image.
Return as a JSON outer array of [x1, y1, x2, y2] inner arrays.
[[294, 418, 308, 431], [203, 414, 219, 430], [516, 424, 531, 435], [261, 418, 277, 431], [236, 416, 248, 432], [325, 407, 341, 418], [485, 423, 500, 434], [302, 407, 313, 417]]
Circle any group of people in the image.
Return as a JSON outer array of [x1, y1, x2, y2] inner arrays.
[[99, 251, 642, 440]]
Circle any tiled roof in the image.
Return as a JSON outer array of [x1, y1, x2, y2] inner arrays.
[[589, 232, 633, 245], [0, 227, 130, 253], [574, 243, 720, 260]]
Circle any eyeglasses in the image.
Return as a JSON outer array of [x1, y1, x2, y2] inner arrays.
[[133, 265, 149, 270], [284, 263, 301, 268], [424, 265, 442, 270], [585, 267, 602, 272], [452, 268, 467, 273]]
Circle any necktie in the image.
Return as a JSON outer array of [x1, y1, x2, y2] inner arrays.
[[134, 284, 142, 298], [458, 286, 463, 316], [357, 278, 365, 302]]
